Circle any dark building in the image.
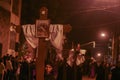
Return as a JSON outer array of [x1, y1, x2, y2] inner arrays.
[[112, 27, 120, 64], [0, 0, 21, 57]]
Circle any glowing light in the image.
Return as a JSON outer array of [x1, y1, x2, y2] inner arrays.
[[101, 33, 106, 37], [100, 32, 107, 38], [97, 53, 101, 57]]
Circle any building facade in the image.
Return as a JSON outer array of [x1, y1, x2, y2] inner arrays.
[[112, 27, 120, 64], [0, 0, 21, 57]]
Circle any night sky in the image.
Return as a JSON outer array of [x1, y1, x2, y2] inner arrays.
[[21, 0, 120, 56]]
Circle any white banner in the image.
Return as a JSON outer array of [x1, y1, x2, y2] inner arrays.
[[22, 24, 38, 48]]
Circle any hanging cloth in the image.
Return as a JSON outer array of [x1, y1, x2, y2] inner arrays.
[[49, 24, 64, 60], [22, 24, 38, 48], [49, 24, 64, 50]]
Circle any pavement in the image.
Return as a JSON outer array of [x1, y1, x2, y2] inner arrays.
[[82, 76, 96, 80]]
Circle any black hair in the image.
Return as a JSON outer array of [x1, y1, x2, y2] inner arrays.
[[45, 61, 54, 67]]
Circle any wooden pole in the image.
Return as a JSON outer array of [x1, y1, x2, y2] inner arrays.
[[35, 6, 72, 80], [36, 39, 47, 80], [36, 7, 48, 80]]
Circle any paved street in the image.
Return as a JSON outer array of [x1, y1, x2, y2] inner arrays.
[[82, 76, 96, 80]]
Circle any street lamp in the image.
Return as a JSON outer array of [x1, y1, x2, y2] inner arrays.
[[99, 31, 113, 63], [97, 53, 101, 57], [101, 32, 106, 37], [100, 32, 109, 39]]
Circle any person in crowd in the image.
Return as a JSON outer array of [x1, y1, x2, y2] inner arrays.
[[96, 61, 105, 80], [66, 50, 74, 80], [30, 60, 36, 80], [11, 56, 19, 80], [104, 63, 110, 80], [44, 62, 56, 80], [75, 44, 85, 80], [0, 58, 5, 80], [89, 60, 97, 78], [19, 58, 29, 80], [111, 62, 120, 80], [16, 62, 21, 80], [5, 56, 13, 80]]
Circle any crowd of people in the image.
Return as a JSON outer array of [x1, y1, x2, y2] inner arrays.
[[0, 51, 120, 80], [0, 54, 36, 80], [44, 56, 120, 80]]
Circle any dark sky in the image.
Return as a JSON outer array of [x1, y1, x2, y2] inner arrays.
[[21, 0, 120, 51]]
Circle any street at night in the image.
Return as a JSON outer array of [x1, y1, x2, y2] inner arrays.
[[0, 0, 120, 80]]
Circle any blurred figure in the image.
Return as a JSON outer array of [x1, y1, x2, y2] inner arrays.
[[96, 62, 105, 80], [89, 60, 97, 78], [66, 50, 74, 80], [44, 62, 56, 80], [104, 63, 110, 80], [111, 62, 120, 80], [5, 57, 13, 80], [0, 58, 5, 80], [19, 58, 29, 80]]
